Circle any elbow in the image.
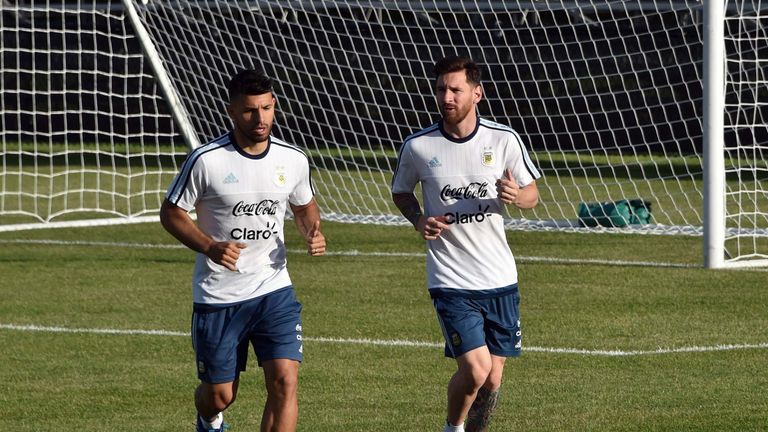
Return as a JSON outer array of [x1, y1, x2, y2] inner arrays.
[[159, 200, 181, 231]]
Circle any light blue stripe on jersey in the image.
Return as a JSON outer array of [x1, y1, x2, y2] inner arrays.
[[166, 134, 231, 205], [509, 128, 541, 179], [270, 136, 309, 158], [392, 123, 440, 189]]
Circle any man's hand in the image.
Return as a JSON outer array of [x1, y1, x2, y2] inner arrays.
[[416, 215, 450, 241], [495, 168, 520, 205], [305, 220, 326, 256], [205, 241, 247, 271]]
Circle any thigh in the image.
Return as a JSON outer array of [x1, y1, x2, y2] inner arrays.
[[249, 287, 304, 365], [482, 290, 522, 358], [433, 296, 487, 358], [192, 304, 252, 384]]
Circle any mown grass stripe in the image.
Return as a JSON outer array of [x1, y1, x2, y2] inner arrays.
[[2, 323, 766, 357], [0, 239, 700, 269]]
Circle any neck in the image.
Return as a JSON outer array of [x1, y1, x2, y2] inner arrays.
[[442, 113, 478, 140], [233, 130, 269, 155]]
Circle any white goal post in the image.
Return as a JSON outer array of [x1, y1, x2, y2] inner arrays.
[[1, 0, 766, 268]]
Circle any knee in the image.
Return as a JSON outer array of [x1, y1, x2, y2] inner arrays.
[[198, 385, 237, 413], [210, 389, 236, 412], [460, 360, 493, 391], [471, 365, 493, 390], [268, 371, 299, 398], [484, 368, 503, 390]]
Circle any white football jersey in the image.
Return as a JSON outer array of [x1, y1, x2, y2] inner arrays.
[[166, 133, 314, 305], [392, 118, 541, 293]]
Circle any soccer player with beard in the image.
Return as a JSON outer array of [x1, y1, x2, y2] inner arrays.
[[160, 69, 325, 432], [391, 56, 541, 432]]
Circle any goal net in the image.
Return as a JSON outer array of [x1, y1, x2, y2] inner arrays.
[[1, 1, 766, 267], [1, 0, 186, 229]]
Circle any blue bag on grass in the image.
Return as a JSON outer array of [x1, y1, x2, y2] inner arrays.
[[577, 199, 652, 228]]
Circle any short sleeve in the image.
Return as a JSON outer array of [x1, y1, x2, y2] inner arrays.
[[506, 132, 541, 187], [391, 141, 419, 194], [165, 153, 207, 211], [289, 156, 314, 206]]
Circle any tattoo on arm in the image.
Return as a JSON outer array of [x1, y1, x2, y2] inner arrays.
[[392, 194, 423, 229], [401, 203, 422, 227]]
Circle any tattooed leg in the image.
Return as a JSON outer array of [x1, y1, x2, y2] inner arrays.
[[465, 386, 500, 432]]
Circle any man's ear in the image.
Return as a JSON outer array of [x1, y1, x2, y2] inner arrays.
[[474, 84, 483, 104]]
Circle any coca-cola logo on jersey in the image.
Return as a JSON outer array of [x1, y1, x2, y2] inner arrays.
[[232, 200, 279, 216], [440, 182, 489, 201]]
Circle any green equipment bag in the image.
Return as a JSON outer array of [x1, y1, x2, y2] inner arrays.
[[577, 199, 652, 228]]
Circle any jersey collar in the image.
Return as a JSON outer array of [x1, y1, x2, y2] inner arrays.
[[230, 132, 271, 160], [438, 117, 480, 144]]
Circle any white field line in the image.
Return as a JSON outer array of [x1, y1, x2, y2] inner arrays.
[[0, 238, 702, 268], [1, 323, 767, 357]]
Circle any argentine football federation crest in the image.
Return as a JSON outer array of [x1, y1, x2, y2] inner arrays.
[[274, 167, 287, 187], [482, 147, 495, 167], [451, 332, 462, 347]]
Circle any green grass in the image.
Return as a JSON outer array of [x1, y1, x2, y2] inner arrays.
[[2, 151, 765, 230], [0, 221, 766, 431]]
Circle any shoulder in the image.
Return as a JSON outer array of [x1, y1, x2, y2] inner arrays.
[[478, 118, 525, 145], [184, 134, 233, 166], [478, 118, 517, 135], [195, 133, 232, 153], [270, 136, 309, 160], [403, 122, 440, 145]]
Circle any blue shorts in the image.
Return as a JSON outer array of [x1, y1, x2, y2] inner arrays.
[[191, 286, 303, 384], [432, 285, 521, 358]]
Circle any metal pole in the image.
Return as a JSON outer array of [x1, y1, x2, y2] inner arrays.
[[702, 0, 726, 268], [122, 0, 200, 151]]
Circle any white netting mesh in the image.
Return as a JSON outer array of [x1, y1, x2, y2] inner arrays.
[[722, 2, 768, 263], [133, 1, 714, 230], [0, 1, 183, 226], [1, 1, 766, 265]]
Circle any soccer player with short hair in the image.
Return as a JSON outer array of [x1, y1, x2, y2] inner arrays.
[[391, 55, 541, 432], [160, 68, 325, 432]]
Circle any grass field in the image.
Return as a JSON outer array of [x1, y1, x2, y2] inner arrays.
[[5, 147, 761, 230], [0, 220, 766, 431]]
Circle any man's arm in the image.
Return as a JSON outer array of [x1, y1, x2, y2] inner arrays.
[[495, 169, 539, 209], [159, 199, 245, 271], [515, 181, 539, 209], [392, 192, 449, 240], [290, 198, 326, 256], [392, 193, 423, 229]]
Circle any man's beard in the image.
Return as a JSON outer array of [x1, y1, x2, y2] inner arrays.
[[242, 123, 272, 143], [440, 105, 471, 125]]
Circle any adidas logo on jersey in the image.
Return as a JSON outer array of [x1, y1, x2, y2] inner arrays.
[[428, 157, 442, 168], [223, 172, 239, 184]]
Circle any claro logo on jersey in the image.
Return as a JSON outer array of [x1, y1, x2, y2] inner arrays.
[[440, 182, 489, 201], [444, 204, 491, 225], [231, 221, 278, 240], [232, 200, 279, 216], [440, 182, 492, 225]]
